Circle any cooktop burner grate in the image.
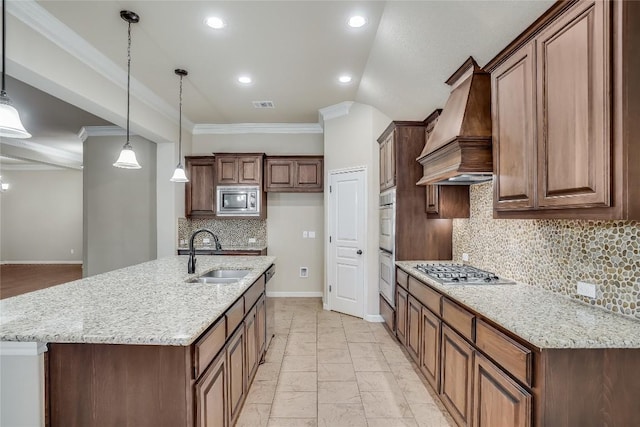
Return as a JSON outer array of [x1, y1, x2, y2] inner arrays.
[[415, 263, 515, 285]]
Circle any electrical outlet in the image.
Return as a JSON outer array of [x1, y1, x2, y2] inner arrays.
[[302, 231, 308, 238], [179, 239, 186, 246], [577, 281, 597, 299], [308, 231, 316, 238], [202, 238, 211, 245], [300, 267, 309, 278], [248, 238, 257, 244], [462, 253, 469, 262], [70, 249, 75, 254]]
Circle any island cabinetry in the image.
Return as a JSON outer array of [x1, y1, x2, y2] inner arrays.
[[196, 351, 227, 427], [226, 325, 245, 426], [185, 156, 216, 217], [264, 156, 323, 192], [215, 153, 263, 185]]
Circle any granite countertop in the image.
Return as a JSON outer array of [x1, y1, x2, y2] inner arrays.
[[0, 255, 275, 346], [395, 261, 640, 349]]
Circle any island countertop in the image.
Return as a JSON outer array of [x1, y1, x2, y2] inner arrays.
[[396, 261, 640, 349], [0, 256, 275, 346]]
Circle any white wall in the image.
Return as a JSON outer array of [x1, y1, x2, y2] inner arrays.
[[83, 135, 157, 276], [191, 133, 324, 296], [0, 169, 82, 263], [323, 103, 391, 319]]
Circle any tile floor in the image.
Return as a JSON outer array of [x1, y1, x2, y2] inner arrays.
[[236, 298, 455, 427]]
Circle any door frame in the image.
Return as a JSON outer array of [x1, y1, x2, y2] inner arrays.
[[325, 166, 368, 317]]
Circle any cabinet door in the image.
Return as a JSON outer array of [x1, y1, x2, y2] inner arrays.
[[379, 140, 386, 191], [441, 325, 474, 427], [396, 286, 408, 345], [419, 306, 441, 393], [295, 158, 323, 190], [238, 156, 262, 185], [406, 296, 421, 363], [492, 42, 536, 210], [472, 354, 531, 427], [186, 157, 216, 217], [536, 0, 610, 208], [265, 159, 294, 190], [196, 352, 227, 427], [256, 295, 266, 361], [426, 185, 439, 214], [385, 133, 396, 189], [245, 306, 259, 384], [226, 326, 245, 426], [217, 157, 238, 184]]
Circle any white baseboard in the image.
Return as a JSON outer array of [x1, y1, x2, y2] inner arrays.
[[0, 261, 82, 265], [266, 291, 323, 298], [323, 303, 330, 311], [364, 314, 384, 323]]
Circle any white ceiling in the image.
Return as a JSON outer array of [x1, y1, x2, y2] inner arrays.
[[2, 0, 554, 168]]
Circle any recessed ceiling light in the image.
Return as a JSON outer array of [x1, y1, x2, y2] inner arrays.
[[348, 15, 367, 28], [338, 75, 352, 84], [238, 76, 252, 84], [205, 16, 225, 29]]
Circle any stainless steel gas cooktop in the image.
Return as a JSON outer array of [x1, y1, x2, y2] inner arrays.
[[415, 263, 515, 285]]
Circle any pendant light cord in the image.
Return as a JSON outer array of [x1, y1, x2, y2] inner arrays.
[[125, 19, 132, 145], [178, 73, 183, 166], [2, 0, 6, 93]]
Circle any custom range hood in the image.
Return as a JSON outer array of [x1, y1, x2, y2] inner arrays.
[[417, 57, 493, 185]]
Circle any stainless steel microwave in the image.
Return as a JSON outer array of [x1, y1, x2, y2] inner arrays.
[[216, 185, 261, 216]]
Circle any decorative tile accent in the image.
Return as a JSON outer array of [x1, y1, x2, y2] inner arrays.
[[178, 217, 267, 247], [453, 182, 640, 319]]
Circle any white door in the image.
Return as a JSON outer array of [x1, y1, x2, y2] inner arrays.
[[328, 169, 366, 317]]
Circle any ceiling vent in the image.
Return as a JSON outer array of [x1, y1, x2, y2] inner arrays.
[[252, 101, 275, 109]]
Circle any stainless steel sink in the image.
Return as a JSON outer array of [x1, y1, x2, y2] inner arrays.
[[187, 269, 250, 284]]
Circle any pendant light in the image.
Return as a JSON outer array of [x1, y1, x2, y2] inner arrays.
[[113, 10, 141, 169], [0, 0, 31, 139], [170, 69, 189, 182]]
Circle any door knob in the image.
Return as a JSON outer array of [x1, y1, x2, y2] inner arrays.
[[357, 249, 363, 255]]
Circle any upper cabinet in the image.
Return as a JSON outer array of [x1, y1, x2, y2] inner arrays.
[[185, 156, 216, 217], [379, 131, 396, 191], [264, 156, 323, 192], [215, 153, 263, 186], [487, 0, 640, 219]]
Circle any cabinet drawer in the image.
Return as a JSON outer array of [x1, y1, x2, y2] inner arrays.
[[396, 268, 409, 290], [194, 316, 227, 379], [409, 276, 441, 315], [476, 319, 532, 387], [226, 297, 245, 337], [245, 276, 266, 310], [442, 298, 475, 342], [379, 295, 395, 333]]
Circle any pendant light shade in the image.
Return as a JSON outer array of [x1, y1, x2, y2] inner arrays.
[[170, 68, 189, 182], [114, 10, 141, 169], [1, 0, 31, 139]]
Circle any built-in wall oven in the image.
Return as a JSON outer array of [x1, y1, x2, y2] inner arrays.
[[379, 189, 395, 304]]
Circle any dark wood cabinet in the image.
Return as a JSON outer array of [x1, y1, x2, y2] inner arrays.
[[407, 295, 421, 363], [256, 295, 266, 360], [244, 306, 259, 384], [264, 156, 323, 192], [215, 153, 263, 186], [226, 325, 245, 426], [419, 306, 441, 393], [185, 156, 216, 217], [379, 131, 395, 191], [196, 352, 228, 427], [441, 324, 474, 427], [396, 285, 408, 345], [487, 0, 640, 219], [473, 354, 532, 427]]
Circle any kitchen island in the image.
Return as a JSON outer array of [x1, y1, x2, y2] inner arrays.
[[0, 255, 276, 427]]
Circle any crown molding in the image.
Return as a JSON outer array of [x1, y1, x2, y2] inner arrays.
[[0, 138, 82, 163], [77, 127, 88, 143], [0, 162, 68, 171], [318, 101, 354, 121], [81, 126, 129, 137], [8, 0, 194, 130], [193, 123, 323, 135]]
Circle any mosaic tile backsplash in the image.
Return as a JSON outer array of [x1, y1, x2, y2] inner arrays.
[[453, 182, 640, 319], [178, 218, 267, 248]]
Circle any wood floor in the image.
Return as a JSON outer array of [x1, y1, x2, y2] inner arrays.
[[0, 264, 83, 299]]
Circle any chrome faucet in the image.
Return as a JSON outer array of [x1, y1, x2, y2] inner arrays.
[[188, 228, 222, 274]]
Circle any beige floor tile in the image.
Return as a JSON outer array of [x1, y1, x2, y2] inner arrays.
[[318, 380, 361, 404], [235, 403, 271, 427], [397, 378, 435, 404], [391, 365, 423, 383], [342, 322, 372, 334], [366, 418, 418, 427], [348, 342, 383, 359], [355, 371, 402, 393], [352, 356, 391, 372], [317, 340, 349, 352], [361, 391, 413, 418], [246, 380, 277, 404], [317, 363, 356, 382], [288, 332, 317, 344], [317, 347, 352, 364], [277, 372, 318, 392], [317, 325, 344, 334], [346, 330, 377, 343], [268, 418, 318, 427], [271, 391, 318, 418], [318, 329, 346, 340], [255, 362, 282, 381], [281, 355, 317, 372], [285, 341, 317, 356], [265, 349, 285, 363], [318, 403, 367, 427], [409, 403, 455, 427]]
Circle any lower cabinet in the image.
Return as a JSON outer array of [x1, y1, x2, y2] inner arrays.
[[227, 326, 246, 426], [245, 306, 259, 384], [256, 295, 266, 360], [473, 354, 532, 427], [196, 352, 228, 427], [440, 325, 474, 427], [396, 286, 408, 345], [419, 306, 441, 392], [407, 296, 422, 362]]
